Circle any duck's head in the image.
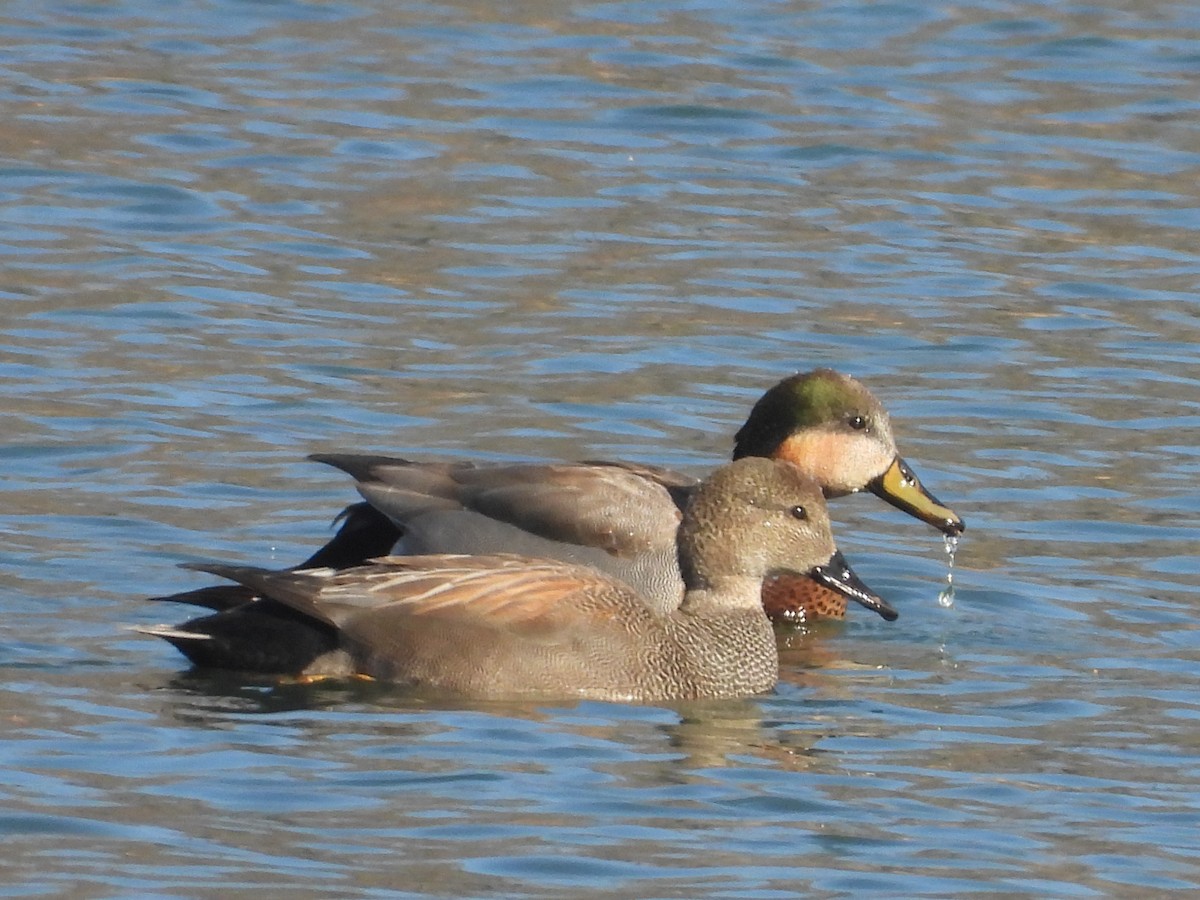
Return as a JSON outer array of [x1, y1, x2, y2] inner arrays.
[[732, 369, 964, 537], [679, 458, 895, 620]]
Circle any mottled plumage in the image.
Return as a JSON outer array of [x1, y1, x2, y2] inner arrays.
[[157, 370, 962, 624], [140, 459, 888, 701]]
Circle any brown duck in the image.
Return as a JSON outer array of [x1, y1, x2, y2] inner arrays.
[[140, 459, 887, 701], [163, 369, 962, 624]]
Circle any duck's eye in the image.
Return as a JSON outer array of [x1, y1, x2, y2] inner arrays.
[[847, 414, 868, 431], [789, 505, 808, 521]]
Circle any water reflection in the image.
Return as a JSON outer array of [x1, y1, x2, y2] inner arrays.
[[153, 669, 832, 772]]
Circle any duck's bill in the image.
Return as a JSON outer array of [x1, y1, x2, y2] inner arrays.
[[809, 550, 897, 621], [869, 456, 964, 537]]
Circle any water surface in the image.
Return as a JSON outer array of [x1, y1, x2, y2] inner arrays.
[[3, 0, 1199, 895]]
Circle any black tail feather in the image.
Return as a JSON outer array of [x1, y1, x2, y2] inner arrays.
[[145, 491, 405, 674], [296, 502, 402, 569], [142, 602, 339, 674]]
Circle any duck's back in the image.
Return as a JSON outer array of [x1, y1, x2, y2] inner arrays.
[[317, 456, 696, 614], [231, 555, 775, 701]]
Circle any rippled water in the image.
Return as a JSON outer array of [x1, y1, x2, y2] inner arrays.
[[3, 0, 1199, 895]]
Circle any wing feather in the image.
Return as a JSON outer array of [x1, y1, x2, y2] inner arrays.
[[313, 456, 691, 557]]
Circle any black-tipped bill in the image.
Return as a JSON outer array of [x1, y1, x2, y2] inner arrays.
[[870, 456, 964, 537], [809, 549, 897, 621]]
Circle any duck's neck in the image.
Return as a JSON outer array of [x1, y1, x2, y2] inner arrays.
[[674, 577, 778, 698], [679, 574, 765, 614]]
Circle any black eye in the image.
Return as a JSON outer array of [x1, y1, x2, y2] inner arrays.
[[847, 414, 867, 431], [789, 505, 807, 521]]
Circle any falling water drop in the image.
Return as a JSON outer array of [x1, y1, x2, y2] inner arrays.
[[937, 534, 958, 608]]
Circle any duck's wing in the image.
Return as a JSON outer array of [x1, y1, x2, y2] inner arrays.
[[311, 455, 694, 559], [188, 554, 649, 637]]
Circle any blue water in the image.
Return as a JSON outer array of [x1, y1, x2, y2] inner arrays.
[[2, 0, 1199, 895]]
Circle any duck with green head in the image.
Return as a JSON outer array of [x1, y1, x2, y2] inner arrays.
[[156, 369, 962, 625], [731, 369, 963, 623]]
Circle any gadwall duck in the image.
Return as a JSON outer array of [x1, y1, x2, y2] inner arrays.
[[163, 370, 961, 623], [140, 459, 888, 700]]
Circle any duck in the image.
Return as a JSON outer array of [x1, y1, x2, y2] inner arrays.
[[139, 458, 888, 701], [160, 369, 962, 624]]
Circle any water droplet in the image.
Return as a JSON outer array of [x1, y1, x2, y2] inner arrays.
[[937, 534, 958, 608]]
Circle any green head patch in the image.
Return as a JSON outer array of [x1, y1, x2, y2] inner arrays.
[[733, 369, 874, 459]]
